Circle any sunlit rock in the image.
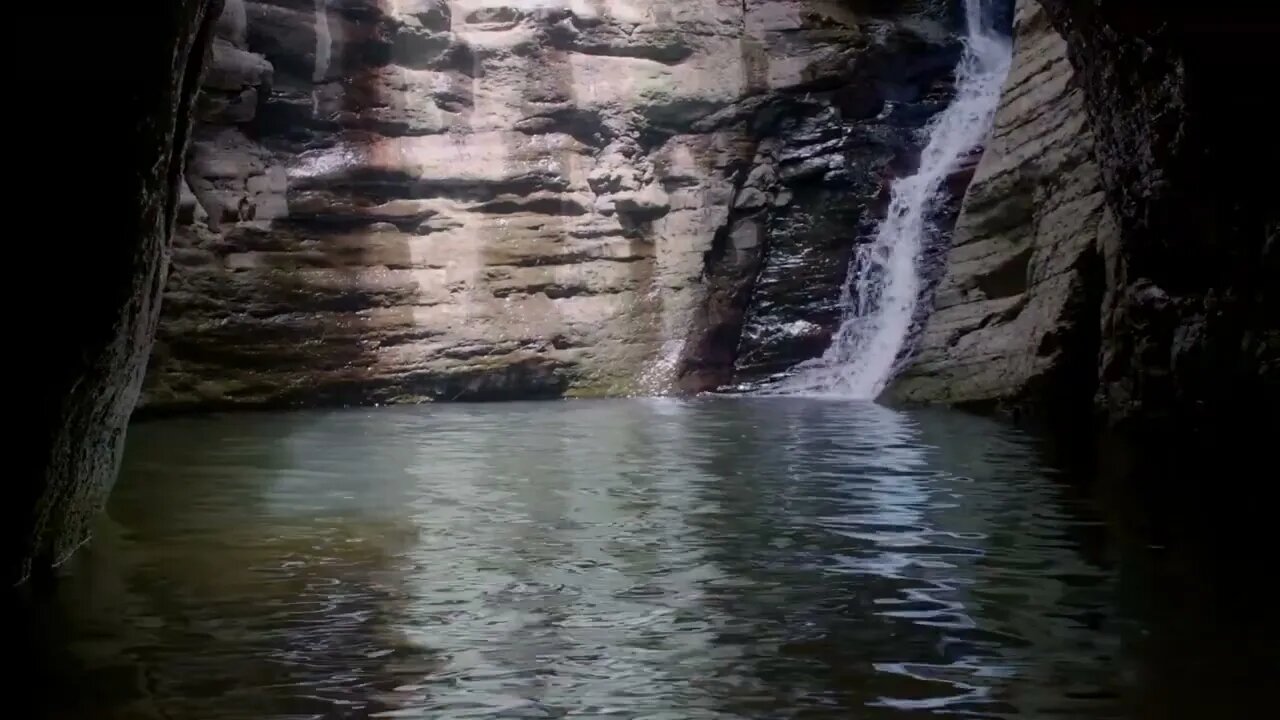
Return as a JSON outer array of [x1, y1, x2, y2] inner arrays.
[[147, 0, 967, 409]]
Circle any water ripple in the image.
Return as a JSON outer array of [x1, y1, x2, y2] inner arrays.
[[16, 398, 1206, 719]]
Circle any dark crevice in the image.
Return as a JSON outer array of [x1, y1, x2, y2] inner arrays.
[[974, 245, 1032, 299]]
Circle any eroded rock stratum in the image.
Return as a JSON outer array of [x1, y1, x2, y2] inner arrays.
[[144, 0, 966, 410]]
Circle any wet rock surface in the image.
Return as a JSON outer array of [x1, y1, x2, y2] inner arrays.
[[727, 37, 962, 386], [678, 8, 965, 391]]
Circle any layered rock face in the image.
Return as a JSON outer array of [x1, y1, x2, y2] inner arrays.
[[144, 0, 966, 410], [10, 2, 220, 585], [894, 0, 1277, 433], [890, 0, 1111, 417]]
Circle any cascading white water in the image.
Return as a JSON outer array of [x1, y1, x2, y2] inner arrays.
[[782, 0, 1012, 399], [311, 0, 332, 115]]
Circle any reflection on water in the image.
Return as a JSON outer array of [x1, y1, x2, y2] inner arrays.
[[12, 399, 1272, 718]]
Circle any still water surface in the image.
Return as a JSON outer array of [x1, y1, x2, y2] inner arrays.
[[18, 399, 1269, 718]]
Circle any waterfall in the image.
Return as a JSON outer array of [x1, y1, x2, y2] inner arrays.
[[311, 0, 332, 116], [781, 0, 1012, 399], [313, 0, 332, 84]]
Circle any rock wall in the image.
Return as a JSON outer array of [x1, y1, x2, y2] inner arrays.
[[1035, 0, 1277, 433], [143, 0, 966, 410], [890, 0, 1111, 418], [894, 0, 1277, 434], [680, 17, 964, 391], [10, 2, 221, 586]]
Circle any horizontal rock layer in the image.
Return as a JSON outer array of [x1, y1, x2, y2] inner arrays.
[[144, 0, 966, 410]]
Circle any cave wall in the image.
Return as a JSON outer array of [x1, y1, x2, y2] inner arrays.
[[894, 0, 1277, 433], [1034, 0, 1278, 433], [10, 2, 222, 586], [143, 0, 968, 410]]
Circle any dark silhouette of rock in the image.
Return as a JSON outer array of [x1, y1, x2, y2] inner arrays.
[[9, 1, 222, 586]]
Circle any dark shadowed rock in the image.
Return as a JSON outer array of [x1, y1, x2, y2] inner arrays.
[[1033, 0, 1278, 433], [10, 1, 221, 586]]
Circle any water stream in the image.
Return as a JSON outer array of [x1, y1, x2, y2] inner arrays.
[[782, 0, 1012, 398]]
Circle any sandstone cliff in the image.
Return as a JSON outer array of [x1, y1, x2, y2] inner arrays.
[[143, 0, 965, 410], [11, 2, 220, 586], [894, 0, 1276, 435]]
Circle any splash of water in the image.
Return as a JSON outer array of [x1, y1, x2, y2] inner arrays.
[[634, 281, 694, 396], [781, 0, 1012, 399]]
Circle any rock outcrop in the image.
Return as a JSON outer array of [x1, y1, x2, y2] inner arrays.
[[143, 0, 968, 410], [890, 0, 1111, 418], [10, 2, 221, 586], [894, 0, 1277, 434]]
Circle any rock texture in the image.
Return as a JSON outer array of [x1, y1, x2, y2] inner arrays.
[[894, 0, 1277, 433], [10, 2, 221, 585], [1036, 0, 1278, 432], [144, 0, 968, 410], [891, 0, 1111, 417], [682, 21, 964, 391]]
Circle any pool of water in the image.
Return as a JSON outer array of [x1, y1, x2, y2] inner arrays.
[[14, 398, 1273, 718]]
